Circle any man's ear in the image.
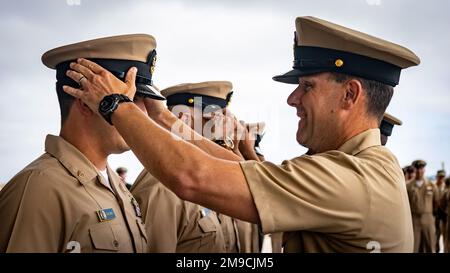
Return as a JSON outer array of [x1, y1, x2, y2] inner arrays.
[[75, 98, 95, 117], [342, 79, 363, 110]]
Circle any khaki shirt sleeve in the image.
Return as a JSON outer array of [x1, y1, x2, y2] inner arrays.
[[0, 171, 65, 252], [240, 155, 368, 234]]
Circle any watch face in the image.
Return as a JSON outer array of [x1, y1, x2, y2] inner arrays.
[[98, 94, 131, 125], [100, 96, 116, 113]]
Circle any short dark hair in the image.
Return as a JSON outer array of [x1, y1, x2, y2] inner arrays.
[[329, 73, 394, 121], [406, 166, 415, 174], [402, 165, 415, 175], [56, 83, 75, 126]]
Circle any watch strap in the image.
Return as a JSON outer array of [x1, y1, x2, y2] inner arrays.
[[100, 94, 132, 125]]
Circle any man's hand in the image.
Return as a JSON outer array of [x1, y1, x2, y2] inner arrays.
[[238, 121, 255, 153], [239, 121, 266, 161], [62, 58, 137, 113], [229, 115, 245, 157]]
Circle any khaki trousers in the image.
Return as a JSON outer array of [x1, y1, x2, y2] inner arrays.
[[412, 213, 436, 253]]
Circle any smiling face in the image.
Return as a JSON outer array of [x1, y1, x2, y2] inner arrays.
[[287, 73, 348, 152]]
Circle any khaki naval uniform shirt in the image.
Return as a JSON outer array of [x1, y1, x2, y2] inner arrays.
[[131, 170, 227, 253], [406, 178, 438, 252], [270, 233, 283, 253], [235, 220, 261, 253], [217, 213, 240, 253], [239, 129, 413, 253], [406, 179, 438, 216], [0, 135, 148, 253]]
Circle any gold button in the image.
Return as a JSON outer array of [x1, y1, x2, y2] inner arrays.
[[188, 98, 194, 104], [335, 59, 344, 67]]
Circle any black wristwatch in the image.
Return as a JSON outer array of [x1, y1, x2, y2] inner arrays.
[[99, 94, 132, 125]]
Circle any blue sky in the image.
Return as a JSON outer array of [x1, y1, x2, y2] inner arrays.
[[0, 0, 449, 183]]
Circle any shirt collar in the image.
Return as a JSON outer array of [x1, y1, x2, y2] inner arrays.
[[337, 129, 381, 156], [45, 134, 99, 185], [106, 165, 127, 193]]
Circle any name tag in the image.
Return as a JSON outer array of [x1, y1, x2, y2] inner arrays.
[[96, 208, 116, 222]]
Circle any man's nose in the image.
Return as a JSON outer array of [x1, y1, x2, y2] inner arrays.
[[287, 85, 302, 107]]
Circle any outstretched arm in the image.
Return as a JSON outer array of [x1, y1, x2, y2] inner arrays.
[[63, 58, 259, 223], [143, 99, 242, 162]]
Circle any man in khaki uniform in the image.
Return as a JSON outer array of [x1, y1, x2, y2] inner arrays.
[[0, 34, 165, 252], [406, 160, 439, 253], [131, 171, 227, 252], [234, 220, 261, 253], [404, 165, 416, 184], [63, 16, 420, 252], [162, 81, 242, 253], [271, 112, 403, 253], [434, 169, 447, 252], [131, 81, 240, 253]]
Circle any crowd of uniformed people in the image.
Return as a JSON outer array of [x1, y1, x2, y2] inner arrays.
[[0, 16, 446, 253]]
